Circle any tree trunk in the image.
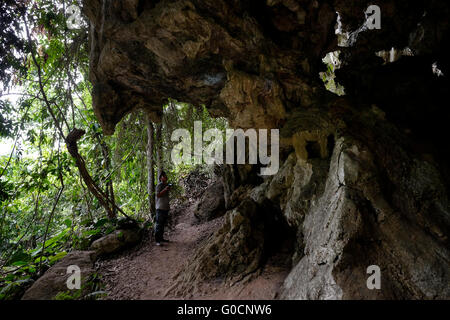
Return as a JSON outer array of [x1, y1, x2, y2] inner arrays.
[[66, 128, 135, 222], [97, 132, 116, 220], [102, 142, 116, 219], [146, 114, 155, 219], [155, 122, 163, 177]]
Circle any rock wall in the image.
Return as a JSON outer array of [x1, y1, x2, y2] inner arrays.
[[82, 0, 450, 299], [281, 120, 450, 299]]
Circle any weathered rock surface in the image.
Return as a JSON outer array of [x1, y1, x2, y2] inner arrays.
[[82, 0, 450, 299], [22, 251, 97, 300], [187, 199, 266, 281], [90, 229, 142, 256], [280, 108, 450, 299], [82, 0, 337, 133], [169, 196, 293, 296], [194, 179, 226, 221]]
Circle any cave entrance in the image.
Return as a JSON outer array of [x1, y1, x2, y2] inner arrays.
[[327, 134, 335, 158], [261, 200, 297, 271], [305, 140, 322, 159]]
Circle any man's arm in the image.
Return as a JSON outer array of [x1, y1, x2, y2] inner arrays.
[[156, 185, 170, 198]]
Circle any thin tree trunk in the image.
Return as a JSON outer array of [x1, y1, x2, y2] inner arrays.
[[99, 137, 116, 219], [155, 122, 163, 176], [146, 114, 155, 219]]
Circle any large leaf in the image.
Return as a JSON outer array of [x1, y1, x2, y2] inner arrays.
[[8, 251, 30, 265]]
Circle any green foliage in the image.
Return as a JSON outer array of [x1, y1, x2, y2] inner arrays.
[[0, 100, 14, 138], [161, 101, 228, 177], [0, 0, 27, 89], [0, 0, 112, 299], [53, 272, 105, 300], [0, 278, 33, 300]]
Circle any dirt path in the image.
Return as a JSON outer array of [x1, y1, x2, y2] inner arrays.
[[97, 202, 289, 300]]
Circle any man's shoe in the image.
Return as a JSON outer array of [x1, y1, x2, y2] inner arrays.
[[156, 242, 161, 246]]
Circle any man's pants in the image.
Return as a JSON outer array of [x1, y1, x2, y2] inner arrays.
[[154, 209, 169, 242]]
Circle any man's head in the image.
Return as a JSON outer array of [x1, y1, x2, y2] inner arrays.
[[159, 171, 168, 183]]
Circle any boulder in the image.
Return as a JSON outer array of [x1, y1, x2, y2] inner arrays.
[[22, 251, 97, 300], [194, 179, 226, 221], [90, 229, 142, 256], [21, 228, 143, 300]]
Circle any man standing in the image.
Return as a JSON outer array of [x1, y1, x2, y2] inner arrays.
[[155, 171, 171, 246]]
